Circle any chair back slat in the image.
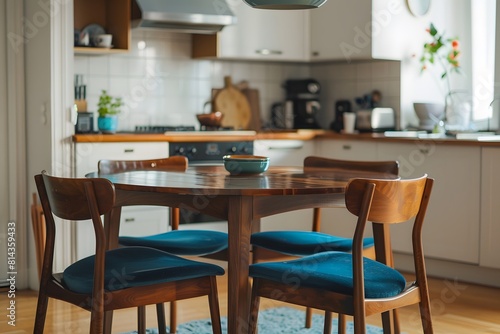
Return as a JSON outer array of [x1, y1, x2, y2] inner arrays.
[[304, 156, 399, 176], [38, 173, 115, 221], [345, 175, 429, 224], [98, 156, 188, 174]]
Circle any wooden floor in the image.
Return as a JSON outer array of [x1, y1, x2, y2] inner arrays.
[[2, 267, 500, 333]]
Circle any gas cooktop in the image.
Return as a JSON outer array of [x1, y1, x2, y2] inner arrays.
[[132, 125, 256, 134], [164, 130, 257, 136], [134, 125, 196, 133]]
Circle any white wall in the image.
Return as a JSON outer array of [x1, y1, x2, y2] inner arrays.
[[0, 0, 9, 285], [311, 60, 401, 128], [75, 0, 477, 132], [24, 0, 74, 290], [75, 30, 311, 132], [75, 31, 401, 132], [397, 0, 473, 128]]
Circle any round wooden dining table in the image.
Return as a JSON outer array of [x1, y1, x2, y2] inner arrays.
[[88, 165, 396, 334]]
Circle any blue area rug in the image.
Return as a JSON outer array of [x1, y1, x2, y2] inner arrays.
[[122, 307, 383, 333]]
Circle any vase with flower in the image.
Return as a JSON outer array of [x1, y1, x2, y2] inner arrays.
[[419, 23, 471, 132]]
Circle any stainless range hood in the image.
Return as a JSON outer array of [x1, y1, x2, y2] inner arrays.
[[131, 0, 237, 34]]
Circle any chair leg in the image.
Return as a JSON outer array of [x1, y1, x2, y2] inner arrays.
[[393, 309, 401, 334], [419, 298, 434, 333], [381, 310, 396, 334], [156, 303, 167, 334], [249, 280, 261, 334], [208, 277, 222, 334], [103, 310, 113, 334], [168, 301, 176, 334], [354, 314, 367, 334], [138, 306, 146, 334], [33, 291, 49, 333], [323, 311, 332, 334], [305, 307, 313, 328], [338, 314, 347, 334]]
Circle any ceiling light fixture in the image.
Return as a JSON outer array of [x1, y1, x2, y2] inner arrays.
[[243, 0, 327, 10]]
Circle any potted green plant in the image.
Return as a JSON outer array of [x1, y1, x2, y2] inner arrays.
[[97, 89, 123, 133]]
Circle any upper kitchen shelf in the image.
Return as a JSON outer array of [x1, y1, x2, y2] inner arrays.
[[73, 0, 131, 55]]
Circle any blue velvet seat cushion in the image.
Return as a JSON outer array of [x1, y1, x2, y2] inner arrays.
[[119, 230, 228, 256], [63, 246, 225, 294], [251, 231, 374, 256], [249, 251, 406, 299]]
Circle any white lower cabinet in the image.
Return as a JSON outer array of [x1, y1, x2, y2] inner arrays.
[[254, 140, 316, 231], [377, 142, 481, 264], [254, 140, 317, 166], [315, 139, 378, 239], [74, 142, 170, 260], [480, 148, 500, 269], [317, 139, 378, 160]]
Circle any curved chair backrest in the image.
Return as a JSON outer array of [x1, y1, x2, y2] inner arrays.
[[345, 175, 432, 224], [34, 172, 116, 279], [97, 156, 187, 231], [302, 156, 399, 233], [98, 156, 188, 174], [36, 172, 115, 221], [304, 156, 399, 176]]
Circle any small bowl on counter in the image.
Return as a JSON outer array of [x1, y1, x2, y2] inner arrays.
[[196, 111, 224, 128], [223, 155, 270, 175]]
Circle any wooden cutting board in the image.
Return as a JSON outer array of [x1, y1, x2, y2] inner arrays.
[[240, 86, 262, 131], [212, 80, 262, 131], [213, 76, 252, 130]]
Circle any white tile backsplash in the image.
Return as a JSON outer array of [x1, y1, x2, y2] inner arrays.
[[311, 60, 401, 129], [76, 34, 400, 131]]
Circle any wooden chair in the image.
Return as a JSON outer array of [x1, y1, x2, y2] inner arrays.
[[251, 156, 399, 328], [98, 156, 228, 333], [31, 193, 46, 281], [33, 171, 224, 334], [249, 175, 434, 334]]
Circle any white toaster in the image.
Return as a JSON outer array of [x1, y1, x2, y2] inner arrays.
[[355, 108, 395, 132]]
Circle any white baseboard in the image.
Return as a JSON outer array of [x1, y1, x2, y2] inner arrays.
[[394, 252, 500, 288]]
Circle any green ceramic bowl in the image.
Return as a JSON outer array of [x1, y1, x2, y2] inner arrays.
[[223, 155, 270, 175]]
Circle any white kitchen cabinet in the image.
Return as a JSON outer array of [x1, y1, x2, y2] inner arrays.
[[310, 0, 406, 61], [254, 139, 316, 231], [73, 142, 170, 260], [310, 0, 372, 61], [317, 139, 378, 160], [315, 139, 378, 238], [254, 139, 316, 166], [74, 142, 169, 176], [192, 4, 309, 62], [378, 142, 481, 264], [480, 148, 500, 269]]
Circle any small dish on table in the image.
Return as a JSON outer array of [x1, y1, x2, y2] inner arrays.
[[223, 155, 270, 175]]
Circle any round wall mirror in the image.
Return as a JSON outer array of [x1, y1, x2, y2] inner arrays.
[[407, 0, 431, 16]]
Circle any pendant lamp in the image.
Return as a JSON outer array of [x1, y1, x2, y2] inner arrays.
[[243, 0, 327, 9]]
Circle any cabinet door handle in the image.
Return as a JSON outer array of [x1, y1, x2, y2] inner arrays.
[[124, 148, 134, 153], [342, 145, 352, 150], [312, 51, 319, 57], [255, 49, 283, 55], [124, 218, 135, 223], [419, 149, 429, 154]]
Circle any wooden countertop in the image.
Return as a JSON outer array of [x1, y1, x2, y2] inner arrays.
[[72, 129, 326, 143], [72, 130, 500, 147]]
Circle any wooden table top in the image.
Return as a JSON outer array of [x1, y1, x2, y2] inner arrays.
[[88, 165, 397, 196]]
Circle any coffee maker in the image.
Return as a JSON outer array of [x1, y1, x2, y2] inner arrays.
[[283, 79, 321, 129]]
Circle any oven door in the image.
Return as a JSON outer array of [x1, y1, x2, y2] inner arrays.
[[170, 140, 254, 232], [178, 208, 228, 232]]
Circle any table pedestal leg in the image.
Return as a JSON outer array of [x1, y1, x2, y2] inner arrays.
[[226, 196, 253, 334]]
